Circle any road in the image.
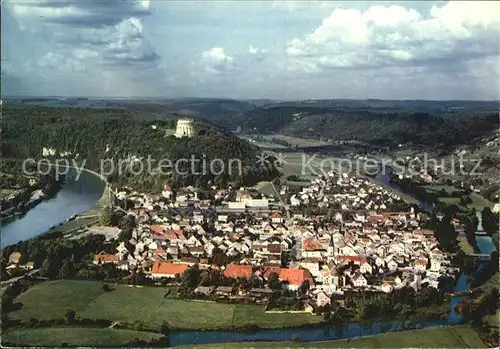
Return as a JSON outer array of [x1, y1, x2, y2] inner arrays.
[[269, 182, 291, 220]]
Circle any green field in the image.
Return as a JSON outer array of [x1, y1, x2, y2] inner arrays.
[[44, 216, 99, 236], [2, 328, 164, 347], [232, 305, 322, 328], [457, 235, 476, 255], [180, 325, 485, 348], [267, 134, 330, 147], [423, 185, 494, 212], [9, 280, 322, 330]]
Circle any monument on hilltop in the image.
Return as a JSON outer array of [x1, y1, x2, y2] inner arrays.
[[174, 118, 194, 138]]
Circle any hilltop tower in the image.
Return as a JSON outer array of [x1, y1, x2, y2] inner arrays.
[[174, 118, 194, 138]]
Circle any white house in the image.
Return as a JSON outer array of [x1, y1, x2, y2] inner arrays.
[[360, 262, 373, 274], [381, 282, 393, 293], [270, 212, 284, 224], [351, 272, 367, 287]]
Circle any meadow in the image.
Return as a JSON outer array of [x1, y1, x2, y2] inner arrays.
[[2, 328, 164, 347], [9, 280, 322, 330]]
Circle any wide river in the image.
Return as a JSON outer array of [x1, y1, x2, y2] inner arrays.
[[1, 168, 105, 248]]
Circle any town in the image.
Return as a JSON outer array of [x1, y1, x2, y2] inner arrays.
[[6, 169, 457, 311]]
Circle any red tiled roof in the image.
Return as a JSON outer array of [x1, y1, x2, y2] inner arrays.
[[270, 212, 283, 219], [224, 264, 253, 279], [413, 229, 434, 236], [302, 238, 324, 251], [151, 225, 164, 234], [152, 262, 189, 275], [279, 268, 314, 286], [165, 230, 185, 239], [94, 253, 120, 263], [263, 266, 281, 279], [336, 255, 367, 264]]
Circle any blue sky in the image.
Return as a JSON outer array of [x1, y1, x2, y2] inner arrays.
[[2, 1, 499, 100]]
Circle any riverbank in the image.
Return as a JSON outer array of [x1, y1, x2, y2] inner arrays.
[[1, 167, 106, 248], [175, 325, 485, 348], [1, 176, 62, 225]]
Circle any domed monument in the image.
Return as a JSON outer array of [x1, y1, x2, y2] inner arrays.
[[174, 118, 194, 138]]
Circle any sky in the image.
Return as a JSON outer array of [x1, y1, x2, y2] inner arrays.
[[2, 0, 500, 100]]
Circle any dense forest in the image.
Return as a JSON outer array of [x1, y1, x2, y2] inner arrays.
[[2, 105, 278, 191], [240, 106, 499, 149]]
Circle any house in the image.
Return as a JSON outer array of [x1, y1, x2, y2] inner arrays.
[[194, 286, 216, 296], [8, 252, 21, 264], [381, 281, 393, 293], [161, 182, 173, 199], [279, 268, 314, 291], [387, 260, 398, 271], [150, 262, 189, 278], [351, 272, 367, 287], [302, 238, 326, 258], [316, 291, 331, 307], [414, 258, 428, 272], [270, 212, 284, 224], [93, 252, 120, 265], [214, 286, 234, 297], [249, 288, 276, 299], [360, 262, 373, 274], [303, 301, 315, 314], [336, 255, 366, 266], [223, 264, 253, 279]]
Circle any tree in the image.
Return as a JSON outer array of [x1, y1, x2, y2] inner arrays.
[[102, 283, 112, 292], [159, 321, 170, 335], [40, 255, 60, 279], [99, 206, 114, 226], [64, 309, 75, 325], [298, 279, 310, 296], [58, 258, 76, 279], [267, 272, 281, 291], [482, 207, 499, 235], [181, 264, 201, 289], [210, 247, 227, 267]]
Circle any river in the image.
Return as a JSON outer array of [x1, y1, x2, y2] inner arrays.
[[1, 168, 105, 248]]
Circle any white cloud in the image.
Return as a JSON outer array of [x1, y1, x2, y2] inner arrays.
[[287, 2, 500, 71], [200, 47, 235, 74]]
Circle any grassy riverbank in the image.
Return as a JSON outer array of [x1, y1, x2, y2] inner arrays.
[[2, 328, 164, 347], [8, 280, 322, 330], [177, 325, 485, 348]]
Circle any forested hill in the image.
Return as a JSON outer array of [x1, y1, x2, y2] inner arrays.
[[2, 105, 278, 190], [240, 105, 499, 149]]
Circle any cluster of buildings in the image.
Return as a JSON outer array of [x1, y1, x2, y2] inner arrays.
[[90, 170, 455, 307]]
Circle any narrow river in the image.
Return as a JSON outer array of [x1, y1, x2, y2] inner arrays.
[[1, 168, 105, 248]]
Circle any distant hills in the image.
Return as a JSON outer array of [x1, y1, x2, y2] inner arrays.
[[5, 97, 499, 150]]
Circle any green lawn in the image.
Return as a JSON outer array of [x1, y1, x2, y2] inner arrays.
[[423, 185, 463, 195], [81, 286, 237, 329], [457, 235, 476, 255], [10, 280, 319, 330], [45, 216, 99, 236], [2, 327, 164, 347], [10, 280, 105, 321], [232, 305, 323, 329], [469, 193, 494, 210], [179, 325, 485, 348]]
